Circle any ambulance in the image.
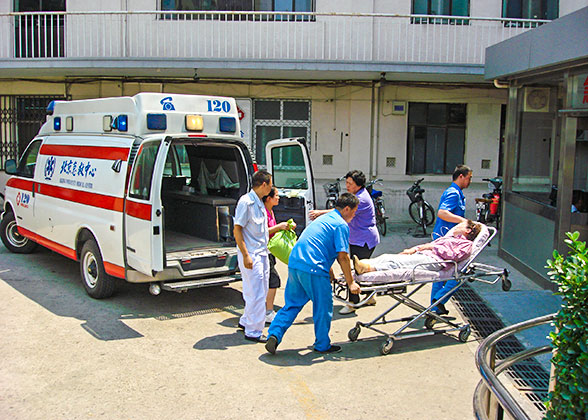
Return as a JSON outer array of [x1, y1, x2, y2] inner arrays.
[[0, 93, 315, 298]]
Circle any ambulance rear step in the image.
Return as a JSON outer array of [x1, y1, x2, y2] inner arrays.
[[159, 274, 241, 293]]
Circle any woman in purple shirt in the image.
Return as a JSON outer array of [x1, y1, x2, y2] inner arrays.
[[310, 170, 380, 313]]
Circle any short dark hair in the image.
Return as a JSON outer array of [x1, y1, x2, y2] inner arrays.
[[452, 165, 472, 181], [335, 192, 359, 210], [252, 170, 271, 188], [262, 186, 278, 203], [465, 220, 482, 241], [345, 170, 366, 188]]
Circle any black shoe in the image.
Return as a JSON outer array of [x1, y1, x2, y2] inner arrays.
[[245, 334, 268, 343], [265, 335, 279, 354], [237, 323, 245, 330], [435, 303, 449, 315], [314, 345, 342, 354]]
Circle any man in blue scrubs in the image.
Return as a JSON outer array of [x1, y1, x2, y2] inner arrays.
[[430, 164, 472, 314], [265, 193, 361, 354]]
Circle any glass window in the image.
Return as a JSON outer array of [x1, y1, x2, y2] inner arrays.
[[271, 145, 307, 189], [406, 102, 466, 175], [17, 139, 41, 178], [411, 0, 469, 24], [255, 126, 280, 165], [255, 100, 280, 120], [283, 101, 309, 121], [161, 0, 313, 12], [573, 117, 588, 217], [129, 142, 160, 200], [502, 0, 558, 26]]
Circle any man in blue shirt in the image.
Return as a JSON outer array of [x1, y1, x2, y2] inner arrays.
[[265, 193, 361, 354], [430, 164, 472, 314]]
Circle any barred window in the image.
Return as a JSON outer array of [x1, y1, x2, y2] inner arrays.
[[412, 0, 469, 25]]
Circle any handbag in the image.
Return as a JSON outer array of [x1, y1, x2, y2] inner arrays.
[[267, 219, 297, 264]]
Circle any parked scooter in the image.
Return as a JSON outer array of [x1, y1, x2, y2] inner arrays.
[[475, 177, 503, 229], [323, 176, 344, 209]]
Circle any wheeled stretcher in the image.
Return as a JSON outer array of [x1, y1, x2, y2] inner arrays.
[[332, 225, 511, 355]]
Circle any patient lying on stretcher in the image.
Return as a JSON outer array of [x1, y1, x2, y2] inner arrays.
[[353, 220, 482, 275]]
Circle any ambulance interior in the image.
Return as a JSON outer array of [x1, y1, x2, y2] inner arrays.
[[160, 140, 248, 254]]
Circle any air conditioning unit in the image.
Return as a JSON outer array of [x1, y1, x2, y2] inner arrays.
[[524, 87, 550, 113]]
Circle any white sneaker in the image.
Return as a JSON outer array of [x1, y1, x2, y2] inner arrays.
[[339, 305, 356, 315], [265, 310, 276, 324]]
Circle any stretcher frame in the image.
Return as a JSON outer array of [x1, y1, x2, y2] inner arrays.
[[333, 226, 511, 355]]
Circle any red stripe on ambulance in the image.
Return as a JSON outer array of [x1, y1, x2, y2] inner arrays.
[[6, 178, 34, 191], [104, 261, 126, 279], [125, 201, 152, 221], [39, 144, 130, 161], [39, 184, 124, 212]]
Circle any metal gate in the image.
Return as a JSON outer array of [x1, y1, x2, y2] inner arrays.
[[0, 95, 67, 168]]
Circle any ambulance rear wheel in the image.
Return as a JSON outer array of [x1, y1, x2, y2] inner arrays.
[[0, 211, 37, 254], [80, 239, 115, 299]]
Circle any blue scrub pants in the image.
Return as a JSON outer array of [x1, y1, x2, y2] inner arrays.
[[431, 279, 459, 310], [267, 267, 333, 352]]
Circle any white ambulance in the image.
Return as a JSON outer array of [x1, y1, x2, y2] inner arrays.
[[1, 93, 315, 298]]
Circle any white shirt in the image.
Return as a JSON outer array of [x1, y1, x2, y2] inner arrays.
[[234, 190, 269, 256]]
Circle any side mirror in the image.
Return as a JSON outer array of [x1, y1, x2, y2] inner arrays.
[[4, 159, 17, 175]]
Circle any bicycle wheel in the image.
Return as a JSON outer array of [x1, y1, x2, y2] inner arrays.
[[376, 201, 387, 236], [408, 201, 421, 225], [326, 199, 336, 209], [423, 201, 435, 226]]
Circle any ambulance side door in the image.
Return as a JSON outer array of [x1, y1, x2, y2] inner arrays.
[[124, 139, 167, 276], [265, 138, 315, 236]]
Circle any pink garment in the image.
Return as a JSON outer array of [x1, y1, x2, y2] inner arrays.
[[419, 235, 472, 266], [266, 208, 277, 238]]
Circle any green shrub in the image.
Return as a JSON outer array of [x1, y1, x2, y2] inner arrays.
[[545, 231, 588, 420]]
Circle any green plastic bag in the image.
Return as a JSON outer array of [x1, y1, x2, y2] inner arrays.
[[268, 219, 297, 264]]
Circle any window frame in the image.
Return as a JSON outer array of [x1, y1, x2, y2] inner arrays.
[[406, 102, 467, 175], [411, 0, 470, 25], [16, 138, 42, 179]]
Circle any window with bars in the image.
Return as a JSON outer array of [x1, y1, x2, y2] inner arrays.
[[253, 99, 310, 166], [160, 0, 314, 20], [502, 0, 558, 27], [411, 0, 470, 25], [406, 102, 466, 175]]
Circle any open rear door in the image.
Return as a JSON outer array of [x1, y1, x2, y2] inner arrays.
[[124, 139, 168, 276], [266, 138, 315, 236]]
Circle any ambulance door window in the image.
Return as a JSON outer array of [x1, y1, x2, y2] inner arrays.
[[17, 139, 41, 178], [129, 142, 160, 200]]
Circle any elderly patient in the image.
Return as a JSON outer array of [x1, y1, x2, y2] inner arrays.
[[352, 220, 482, 314]]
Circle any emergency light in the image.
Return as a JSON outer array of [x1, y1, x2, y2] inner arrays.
[[219, 117, 236, 133], [46, 101, 55, 115], [185, 115, 203, 131], [147, 113, 167, 130], [53, 117, 61, 131], [113, 115, 128, 132]]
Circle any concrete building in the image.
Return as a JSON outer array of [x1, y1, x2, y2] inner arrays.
[[1, 0, 587, 219], [485, 5, 588, 287]]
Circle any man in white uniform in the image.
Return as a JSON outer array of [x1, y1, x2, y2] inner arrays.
[[233, 170, 273, 342]]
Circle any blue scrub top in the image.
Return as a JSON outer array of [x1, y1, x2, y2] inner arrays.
[[432, 182, 465, 239], [288, 209, 350, 276]]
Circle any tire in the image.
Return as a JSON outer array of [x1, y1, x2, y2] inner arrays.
[[422, 202, 435, 226], [80, 239, 115, 299], [380, 338, 394, 355], [0, 212, 38, 254], [326, 198, 336, 209], [458, 325, 471, 343], [348, 326, 361, 342], [424, 316, 437, 330], [376, 201, 387, 236], [408, 201, 421, 225]]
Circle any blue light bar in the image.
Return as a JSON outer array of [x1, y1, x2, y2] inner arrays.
[[46, 101, 55, 115], [219, 117, 236, 133], [147, 113, 167, 130], [53, 117, 61, 131], [113, 115, 128, 132]]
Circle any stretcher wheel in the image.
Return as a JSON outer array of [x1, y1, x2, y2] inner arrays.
[[424, 316, 437, 330], [380, 338, 394, 355], [348, 326, 361, 342], [458, 325, 471, 343], [502, 277, 512, 292]]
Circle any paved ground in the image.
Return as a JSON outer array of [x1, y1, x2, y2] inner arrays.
[[0, 221, 560, 419]]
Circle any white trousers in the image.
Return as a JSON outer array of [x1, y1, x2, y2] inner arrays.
[[238, 252, 269, 338], [365, 253, 442, 272]]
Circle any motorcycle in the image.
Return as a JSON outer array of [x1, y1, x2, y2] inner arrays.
[[475, 177, 503, 228], [323, 176, 344, 209]]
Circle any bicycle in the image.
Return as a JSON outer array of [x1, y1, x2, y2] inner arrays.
[[366, 178, 388, 236], [406, 178, 435, 237], [323, 176, 344, 209]]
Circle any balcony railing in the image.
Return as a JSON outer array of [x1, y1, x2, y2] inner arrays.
[[0, 11, 549, 65]]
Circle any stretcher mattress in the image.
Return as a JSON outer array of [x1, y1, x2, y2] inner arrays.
[[354, 224, 491, 285]]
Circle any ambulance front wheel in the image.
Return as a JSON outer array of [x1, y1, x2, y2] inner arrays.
[[0, 211, 38, 254], [80, 239, 115, 299]]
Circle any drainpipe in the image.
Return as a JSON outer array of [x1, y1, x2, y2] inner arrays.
[[371, 79, 383, 178], [369, 81, 376, 177]]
